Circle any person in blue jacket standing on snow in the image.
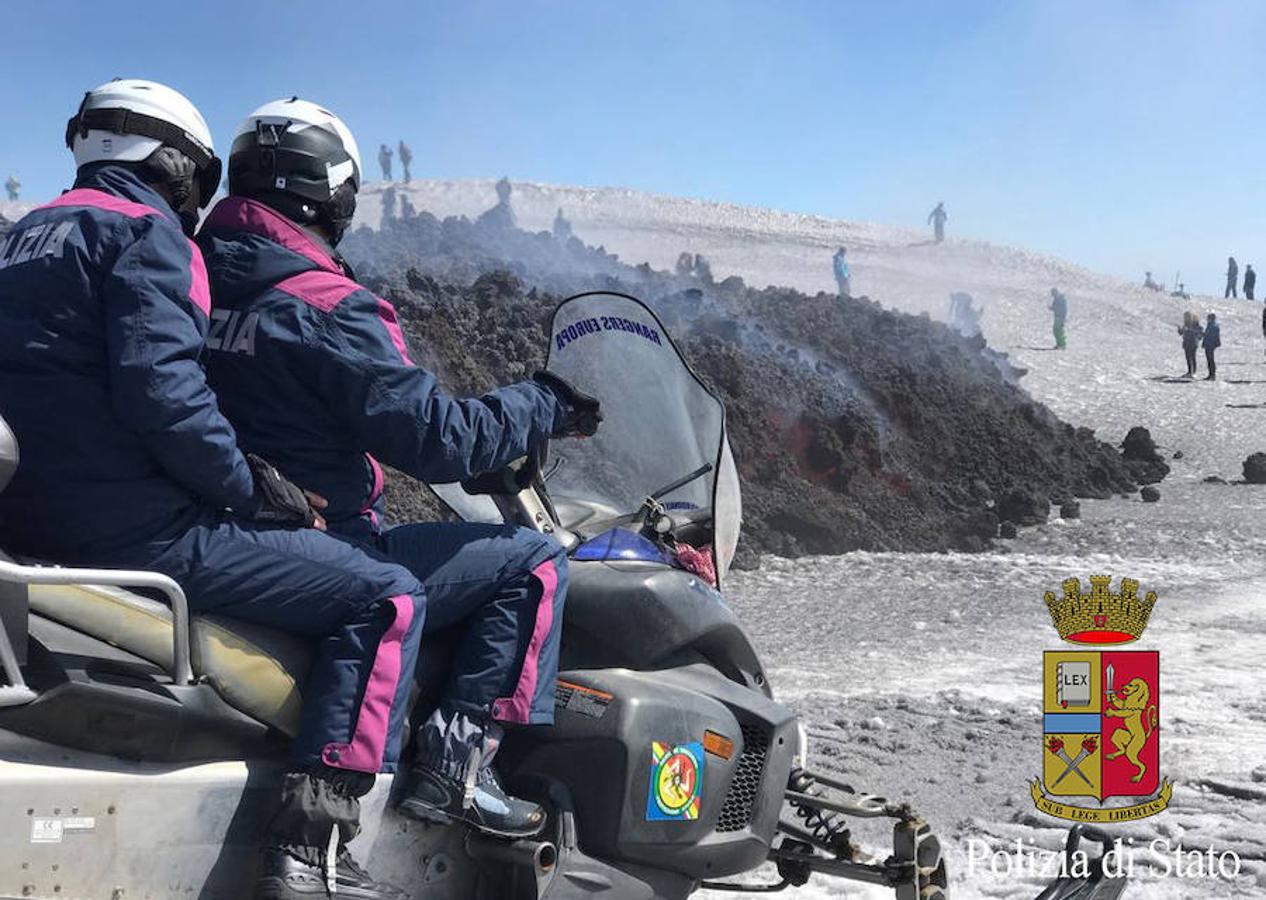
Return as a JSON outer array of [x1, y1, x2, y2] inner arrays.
[[832, 246, 851, 297], [1203, 312, 1222, 380], [199, 99, 601, 844], [0, 80, 428, 900]]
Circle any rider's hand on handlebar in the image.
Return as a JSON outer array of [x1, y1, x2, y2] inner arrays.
[[533, 371, 602, 438]]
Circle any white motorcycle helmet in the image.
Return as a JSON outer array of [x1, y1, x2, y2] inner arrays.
[[228, 97, 363, 244], [65, 80, 222, 230]]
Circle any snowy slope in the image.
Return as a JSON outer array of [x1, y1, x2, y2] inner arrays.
[[355, 179, 1266, 898]]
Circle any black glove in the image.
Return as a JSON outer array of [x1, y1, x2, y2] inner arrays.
[[245, 454, 319, 527], [533, 370, 602, 438]]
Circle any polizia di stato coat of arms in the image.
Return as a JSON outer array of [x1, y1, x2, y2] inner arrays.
[[1031, 575, 1173, 822]]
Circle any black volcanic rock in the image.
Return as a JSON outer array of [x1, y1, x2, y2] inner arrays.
[[1243, 453, 1266, 485], [341, 199, 1142, 557]]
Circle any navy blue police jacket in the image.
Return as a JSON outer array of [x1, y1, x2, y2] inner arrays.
[[0, 166, 254, 560], [198, 197, 566, 529]]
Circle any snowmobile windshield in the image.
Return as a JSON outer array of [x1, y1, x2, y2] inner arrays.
[[543, 292, 741, 581], [428, 291, 741, 582]]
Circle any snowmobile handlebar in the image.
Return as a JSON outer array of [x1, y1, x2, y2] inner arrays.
[[0, 558, 194, 686]]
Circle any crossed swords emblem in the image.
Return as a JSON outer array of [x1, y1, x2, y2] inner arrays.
[[1047, 663, 1115, 788], [1047, 735, 1098, 787]]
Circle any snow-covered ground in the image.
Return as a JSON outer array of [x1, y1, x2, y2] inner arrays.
[[356, 178, 1266, 898]]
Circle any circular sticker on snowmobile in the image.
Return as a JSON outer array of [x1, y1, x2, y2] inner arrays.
[[647, 741, 703, 821]]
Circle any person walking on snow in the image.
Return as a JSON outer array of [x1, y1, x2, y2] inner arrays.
[[377, 143, 392, 181], [928, 201, 948, 243], [1049, 287, 1068, 349], [1261, 303, 1266, 357], [397, 140, 412, 183], [1203, 313, 1221, 380], [1226, 256, 1238, 298], [1244, 264, 1256, 301], [1143, 271, 1162, 291], [0, 81, 427, 900], [200, 99, 603, 875], [832, 246, 851, 297], [1178, 311, 1204, 378], [3, 174, 18, 201]]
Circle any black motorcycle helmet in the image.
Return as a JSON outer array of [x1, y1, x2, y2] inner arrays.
[[227, 97, 363, 245]]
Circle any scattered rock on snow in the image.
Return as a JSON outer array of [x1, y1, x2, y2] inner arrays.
[[1242, 452, 1266, 484], [1140, 486, 1161, 503], [997, 489, 1049, 526], [1059, 500, 1081, 519], [999, 521, 1019, 539], [1204, 475, 1228, 484], [1172, 450, 1183, 460], [1121, 426, 1170, 484]]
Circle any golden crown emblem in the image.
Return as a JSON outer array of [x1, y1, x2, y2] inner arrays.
[[1043, 575, 1157, 645]]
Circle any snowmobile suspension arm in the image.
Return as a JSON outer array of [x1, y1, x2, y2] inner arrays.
[[0, 558, 194, 686]]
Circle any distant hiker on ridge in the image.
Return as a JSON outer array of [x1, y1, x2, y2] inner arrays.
[[3, 174, 18, 201], [832, 246, 851, 297], [693, 253, 714, 284], [1225, 256, 1238, 299], [1178, 311, 1204, 378], [1049, 287, 1068, 350], [378, 143, 393, 181], [1203, 313, 1221, 380], [928, 202, 948, 243], [1261, 303, 1266, 358], [1170, 282, 1190, 299], [1143, 271, 1162, 292], [553, 208, 573, 243], [1244, 264, 1256, 301], [398, 140, 413, 183], [475, 176, 516, 229], [949, 292, 983, 337], [675, 251, 694, 278]]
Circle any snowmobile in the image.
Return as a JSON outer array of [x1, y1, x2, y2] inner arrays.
[[0, 291, 1124, 899]]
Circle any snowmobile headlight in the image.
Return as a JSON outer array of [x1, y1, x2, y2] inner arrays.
[[793, 722, 810, 769]]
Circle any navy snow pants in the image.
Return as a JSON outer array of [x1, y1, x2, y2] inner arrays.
[[113, 511, 426, 775], [333, 520, 567, 779]]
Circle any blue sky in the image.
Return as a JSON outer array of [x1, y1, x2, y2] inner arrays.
[[2, 1, 1264, 292]]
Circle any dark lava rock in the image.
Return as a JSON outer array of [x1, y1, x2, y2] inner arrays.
[[1060, 500, 1081, 519], [1121, 426, 1170, 484], [342, 189, 1141, 557], [999, 521, 1019, 539], [997, 489, 1050, 526], [1140, 486, 1161, 503], [1172, 450, 1184, 460], [1243, 453, 1266, 484], [1204, 475, 1228, 484]]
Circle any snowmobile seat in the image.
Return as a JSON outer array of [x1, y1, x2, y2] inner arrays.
[[25, 579, 312, 737], [21, 574, 464, 740]]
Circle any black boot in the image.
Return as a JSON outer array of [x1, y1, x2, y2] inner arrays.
[[255, 767, 406, 899], [398, 764, 546, 838], [255, 845, 407, 899]]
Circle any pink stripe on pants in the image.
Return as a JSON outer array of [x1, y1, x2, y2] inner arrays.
[[491, 560, 558, 725], [322, 595, 414, 772]]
